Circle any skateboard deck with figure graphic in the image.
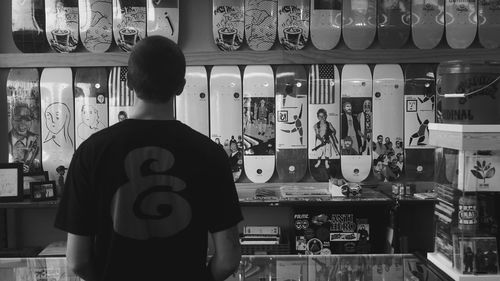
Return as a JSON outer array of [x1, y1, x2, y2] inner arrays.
[[147, 0, 179, 42], [176, 66, 209, 136], [478, 0, 500, 49], [6, 68, 43, 175], [109, 66, 135, 125], [243, 65, 275, 183], [40, 68, 75, 183], [113, 0, 146, 52], [310, 0, 342, 50], [308, 64, 341, 182], [377, 0, 411, 48], [74, 67, 108, 148], [340, 64, 372, 183], [372, 64, 404, 182], [12, 0, 49, 53], [445, 0, 477, 49], [79, 0, 113, 52], [245, 0, 278, 51], [411, 0, 444, 49], [342, 0, 376, 50], [213, 0, 245, 51], [45, 0, 79, 53], [278, 0, 310, 50], [275, 65, 308, 182], [210, 66, 244, 182]]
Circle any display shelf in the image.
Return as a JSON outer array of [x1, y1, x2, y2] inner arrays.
[[429, 123, 500, 151], [427, 252, 500, 281], [0, 199, 59, 209]]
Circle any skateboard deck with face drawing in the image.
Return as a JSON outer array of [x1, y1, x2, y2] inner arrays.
[[308, 64, 341, 182], [12, 0, 49, 53], [245, 0, 278, 51], [372, 64, 404, 182], [147, 0, 179, 43], [210, 66, 244, 182], [340, 64, 372, 183], [411, 0, 444, 49], [478, 0, 500, 49], [342, 0, 377, 50], [40, 68, 75, 184], [213, 0, 245, 51], [243, 65, 275, 183], [445, 0, 477, 49], [275, 65, 308, 182], [377, 0, 411, 48], [45, 0, 79, 53], [74, 67, 108, 148], [310, 0, 342, 50], [7, 68, 43, 175], [278, 0, 310, 50], [176, 66, 209, 136], [79, 0, 113, 52], [113, 0, 146, 52], [109, 66, 135, 126]]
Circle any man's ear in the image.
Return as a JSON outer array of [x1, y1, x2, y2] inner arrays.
[[175, 78, 187, 96]]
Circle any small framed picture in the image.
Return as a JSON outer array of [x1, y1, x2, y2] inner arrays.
[[0, 163, 23, 202], [30, 181, 57, 201], [23, 171, 49, 198]]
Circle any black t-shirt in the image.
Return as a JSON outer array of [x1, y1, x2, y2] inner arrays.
[[55, 119, 243, 281]]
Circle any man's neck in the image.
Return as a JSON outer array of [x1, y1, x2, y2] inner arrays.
[[130, 97, 175, 120]]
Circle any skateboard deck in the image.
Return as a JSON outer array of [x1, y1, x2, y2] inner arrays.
[[342, 0, 377, 50], [278, 0, 310, 50], [176, 66, 209, 136], [147, 0, 179, 43], [12, 0, 49, 53], [308, 64, 341, 182], [445, 0, 477, 49], [310, 0, 342, 50], [6, 68, 43, 175], [411, 0, 445, 49], [377, 0, 411, 48], [275, 65, 308, 182], [113, 0, 146, 52], [340, 64, 372, 183], [478, 0, 500, 49], [372, 64, 404, 182], [40, 68, 75, 184], [244, 0, 278, 51], [45, 0, 79, 53], [210, 66, 244, 182], [243, 65, 275, 183], [109, 66, 135, 126], [79, 0, 113, 52], [213, 0, 245, 51], [74, 67, 108, 148]]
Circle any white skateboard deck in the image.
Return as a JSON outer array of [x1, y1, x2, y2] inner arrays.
[[113, 0, 146, 52], [445, 0, 477, 49], [244, 0, 278, 51], [342, 0, 377, 50], [411, 0, 445, 49], [45, 0, 79, 53], [109, 67, 135, 126], [310, 0, 342, 50], [147, 0, 179, 43], [176, 66, 209, 136], [213, 0, 245, 51], [79, 0, 113, 52], [278, 0, 310, 50]]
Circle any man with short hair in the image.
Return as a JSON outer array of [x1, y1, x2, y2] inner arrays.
[[55, 36, 243, 281]]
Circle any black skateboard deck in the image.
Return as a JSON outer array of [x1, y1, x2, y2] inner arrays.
[[12, 0, 49, 53]]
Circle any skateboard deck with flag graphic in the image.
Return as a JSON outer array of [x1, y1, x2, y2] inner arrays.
[[411, 0, 444, 49], [210, 66, 244, 182], [308, 64, 341, 182], [45, 0, 79, 52], [377, 0, 411, 48], [12, 0, 49, 53], [109, 66, 135, 126], [340, 64, 372, 183], [147, 0, 179, 42], [176, 66, 209, 136], [213, 0, 245, 51], [79, 0, 113, 52], [113, 0, 146, 52], [342, 0, 376, 50], [372, 64, 404, 182], [244, 0, 278, 51], [445, 0, 477, 49], [40, 68, 75, 184], [478, 0, 500, 49], [7, 68, 43, 175], [275, 65, 308, 182], [74, 67, 108, 148], [278, 0, 310, 50], [310, 0, 342, 50], [243, 65, 275, 183]]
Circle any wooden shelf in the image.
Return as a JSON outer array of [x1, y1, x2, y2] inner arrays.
[[0, 199, 59, 209], [429, 123, 500, 151]]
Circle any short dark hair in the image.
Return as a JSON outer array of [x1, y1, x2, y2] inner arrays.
[[127, 36, 186, 102]]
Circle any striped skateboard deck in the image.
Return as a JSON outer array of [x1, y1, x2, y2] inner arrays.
[[109, 67, 135, 126], [245, 0, 278, 51], [45, 0, 79, 52], [278, 0, 310, 50], [79, 0, 113, 52], [310, 0, 342, 50], [147, 0, 179, 42], [113, 0, 146, 52], [213, 0, 245, 51], [12, 0, 49, 53]]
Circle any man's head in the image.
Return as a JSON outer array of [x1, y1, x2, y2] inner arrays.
[[11, 104, 33, 137], [377, 135, 383, 144], [343, 102, 352, 114], [118, 111, 128, 122], [344, 136, 352, 148], [127, 36, 186, 103]]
